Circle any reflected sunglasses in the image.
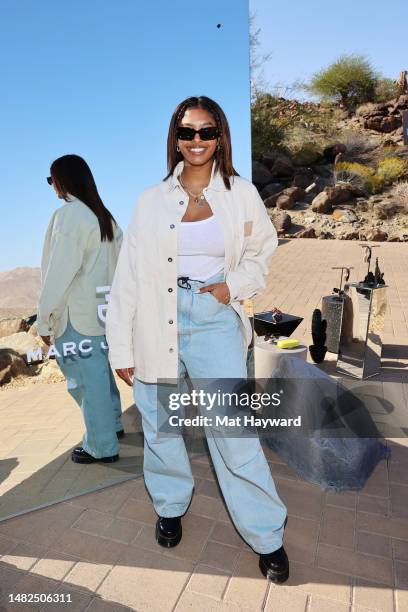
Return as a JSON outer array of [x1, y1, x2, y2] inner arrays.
[[176, 126, 220, 141], [46, 176, 53, 185]]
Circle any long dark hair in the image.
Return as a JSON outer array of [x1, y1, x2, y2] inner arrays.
[[50, 154, 117, 242], [164, 96, 239, 190]]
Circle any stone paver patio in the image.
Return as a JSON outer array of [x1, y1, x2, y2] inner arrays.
[[0, 239, 407, 611]]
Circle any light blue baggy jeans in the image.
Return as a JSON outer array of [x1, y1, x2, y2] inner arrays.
[[55, 318, 123, 458], [134, 271, 287, 554]]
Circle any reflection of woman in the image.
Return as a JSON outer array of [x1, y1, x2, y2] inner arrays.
[[106, 97, 289, 582], [37, 155, 124, 464]]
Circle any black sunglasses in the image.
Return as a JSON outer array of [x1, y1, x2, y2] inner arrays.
[[176, 126, 220, 141], [46, 176, 53, 185]]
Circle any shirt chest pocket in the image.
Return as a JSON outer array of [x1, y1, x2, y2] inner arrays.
[[244, 220, 253, 237]]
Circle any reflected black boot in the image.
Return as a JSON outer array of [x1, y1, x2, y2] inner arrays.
[[155, 516, 182, 548]]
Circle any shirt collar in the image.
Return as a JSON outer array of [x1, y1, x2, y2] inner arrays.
[[166, 159, 228, 193]]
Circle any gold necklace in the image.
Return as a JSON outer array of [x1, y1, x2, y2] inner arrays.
[[179, 175, 207, 207]]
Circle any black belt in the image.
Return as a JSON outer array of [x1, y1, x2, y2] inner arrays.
[[177, 276, 205, 289]]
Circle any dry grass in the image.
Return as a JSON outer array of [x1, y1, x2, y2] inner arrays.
[[391, 181, 408, 208], [338, 130, 380, 155]]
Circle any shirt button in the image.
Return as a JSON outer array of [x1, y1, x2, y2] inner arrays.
[[168, 288, 173, 293], [168, 319, 173, 324], [168, 257, 173, 262], [169, 348, 174, 353], [179, 201, 184, 205], [170, 224, 175, 229]]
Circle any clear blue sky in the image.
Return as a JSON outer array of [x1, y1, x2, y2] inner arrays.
[[251, 0, 408, 98], [0, 0, 251, 271], [2, 1, 407, 271]]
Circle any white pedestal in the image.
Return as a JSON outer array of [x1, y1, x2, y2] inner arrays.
[[254, 336, 307, 379]]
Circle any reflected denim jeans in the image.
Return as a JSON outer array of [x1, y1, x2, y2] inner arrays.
[[55, 318, 122, 458], [134, 271, 287, 554]]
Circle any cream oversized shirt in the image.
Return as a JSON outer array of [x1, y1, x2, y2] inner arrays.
[[105, 161, 278, 382], [37, 197, 123, 338]]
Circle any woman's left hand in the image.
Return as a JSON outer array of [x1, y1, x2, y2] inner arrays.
[[199, 282, 231, 305]]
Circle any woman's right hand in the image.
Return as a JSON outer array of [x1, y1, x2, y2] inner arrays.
[[115, 368, 135, 386]]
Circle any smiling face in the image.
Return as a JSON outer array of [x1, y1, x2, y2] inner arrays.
[[177, 107, 219, 167]]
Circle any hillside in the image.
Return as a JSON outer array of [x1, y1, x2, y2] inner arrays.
[[252, 94, 408, 241], [0, 267, 41, 318]]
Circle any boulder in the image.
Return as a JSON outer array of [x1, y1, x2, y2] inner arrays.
[[291, 144, 321, 166], [284, 186, 307, 202], [374, 202, 402, 219], [260, 182, 284, 200], [323, 143, 347, 163], [295, 228, 316, 238], [293, 168, 315, 189], [364, 229, 388, 241], [311, 191, 331, 213], [269, 157, 295, 179], [264, 192, 282, 208], [395, 94, 408, 109], [328, 184, 356, 205], [270, 210, 291, 233], [276, 194, 295, 210], [29, 322, 38, 336], [252, 161, 273, 187], [363, 114, 402, 133], [0, 332, 44, 363], [314, 165, 333, 179], [261, 150, 292, 171], [343, 230, 360, 240], [356, 200, 370, 212], [332, 209, 358, 223], [0, 318, 29, 339], [0, 348, 30, 386], [35, 359, 65, 383]]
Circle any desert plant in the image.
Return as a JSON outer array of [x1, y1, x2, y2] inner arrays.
[[309, 309, 327, 364], [311, 309, 327, 347], [355, 102, 377, 116], [374, 78, 399, 102], [307, 54, 378, 109], [334, 161, 378, 193], [337, 130, 380, 155], [391, 181, 408, 208], [376, 157, 408, 185], [334, 158, 407, 194], [251, 93, 289, 159]]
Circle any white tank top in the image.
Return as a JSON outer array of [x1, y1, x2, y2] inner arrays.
[[178, 215, 225, 282]]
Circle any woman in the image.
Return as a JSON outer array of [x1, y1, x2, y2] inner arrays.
[[37, 154, 124, 464], [106, 97, 289, 582]]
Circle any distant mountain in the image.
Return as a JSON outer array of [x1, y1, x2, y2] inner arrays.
[[0, 267, 41, 319]]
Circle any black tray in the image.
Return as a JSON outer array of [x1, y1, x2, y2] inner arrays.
[[254, 311, 303, 338]]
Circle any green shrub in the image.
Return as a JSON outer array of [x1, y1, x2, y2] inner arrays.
[[335, 157, 408, 194], [376, 157, 408, 184], [251, 93, 288, 159], [334, 161, 379, 193], [374, 78, 399, 102], [307, 54, 378, 109]]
